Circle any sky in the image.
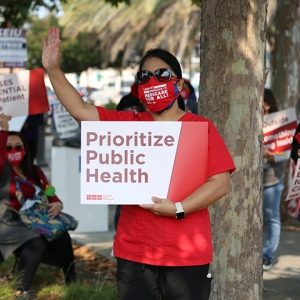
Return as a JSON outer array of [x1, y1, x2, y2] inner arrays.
[[35, 1, 64, 19]]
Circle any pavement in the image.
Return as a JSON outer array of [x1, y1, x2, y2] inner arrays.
[[263, 227, 300, 300], [69, 208, 116, 259], [40, 134, 300, 300]]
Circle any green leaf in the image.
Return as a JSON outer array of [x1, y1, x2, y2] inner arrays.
[[45, 184, 56, 197]]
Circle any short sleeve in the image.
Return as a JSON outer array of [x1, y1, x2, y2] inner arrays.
[[96, 106, 153, 121], [207, 121, 235, 178], [96, 106, 136, 121]]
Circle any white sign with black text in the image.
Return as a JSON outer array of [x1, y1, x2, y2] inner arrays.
[[0, 28, 27, 68]]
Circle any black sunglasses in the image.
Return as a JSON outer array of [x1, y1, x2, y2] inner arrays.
[[6, 145, 23, 151], [137, 68, 176, 85]]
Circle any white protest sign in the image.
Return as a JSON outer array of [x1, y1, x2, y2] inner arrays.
[[0, 69, 49, 117], [51, 102, 79, 139], [286, 159, 300, 201], [0, 72, 29, 116], [81, 121, 208, 205], [0, 28, 27, 68], [263, 108, 297, 153], [286, 160, 300, 217]]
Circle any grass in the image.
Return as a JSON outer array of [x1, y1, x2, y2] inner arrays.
[[0, 255, 118, 300]]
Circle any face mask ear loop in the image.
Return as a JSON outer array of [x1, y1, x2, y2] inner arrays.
[[157, 100, 176, 114], [157, 80, 179, 113], [174, 84, 179, 96]]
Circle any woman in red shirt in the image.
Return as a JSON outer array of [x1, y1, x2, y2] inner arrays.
[[0, 114, 76, 298], [42, 26, 235, 300]]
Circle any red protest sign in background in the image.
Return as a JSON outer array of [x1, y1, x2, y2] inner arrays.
[[263, 108, 297, 154], [28, 68, 49, 115]]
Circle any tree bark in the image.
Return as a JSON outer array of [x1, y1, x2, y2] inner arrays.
[[271, 0, 300, 222], [200, 1, 267, 299], [272, 0, 300, 109]]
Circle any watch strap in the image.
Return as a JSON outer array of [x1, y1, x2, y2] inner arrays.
[[175, 202, 185, 219]]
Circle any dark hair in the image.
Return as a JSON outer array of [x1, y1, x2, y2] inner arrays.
[[8, 131, 42, 188], [139, 48, 185, 111], [139, 48, 182, 78], [264, 88, 278, 113]]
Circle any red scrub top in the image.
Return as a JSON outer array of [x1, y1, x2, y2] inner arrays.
[[96, 107, 235, 266]]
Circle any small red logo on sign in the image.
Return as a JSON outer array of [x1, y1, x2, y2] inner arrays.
[[86, 195, 103, 200]]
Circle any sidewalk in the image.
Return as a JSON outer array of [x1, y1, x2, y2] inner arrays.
[[70, 230, 115, 259], [262, 226, 300, 300], [69, 225, 300, 300], [41, 135, 300, 299]]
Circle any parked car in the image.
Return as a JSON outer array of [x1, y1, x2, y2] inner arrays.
[[88, 88, 119, 106], [88, 79, 134, 106], [77, 87, 99, 101]]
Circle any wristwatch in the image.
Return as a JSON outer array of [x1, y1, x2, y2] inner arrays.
[[175, 202, 185, 219]]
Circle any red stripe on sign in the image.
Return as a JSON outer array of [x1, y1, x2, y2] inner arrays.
[[28, 68, 49, 115], [263, 121, 298, 153], [167, 122, 208, 203]]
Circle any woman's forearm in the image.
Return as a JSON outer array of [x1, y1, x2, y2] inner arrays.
[[47, 68, 85, 117], [182, 171, 231, 214]]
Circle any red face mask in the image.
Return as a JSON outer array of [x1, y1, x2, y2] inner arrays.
[[138, 77, 179, 113], [5, 149, 25, 167]]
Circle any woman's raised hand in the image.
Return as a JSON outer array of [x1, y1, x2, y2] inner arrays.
[[42, 26, 62, 71], [0, 114, 12, 131]]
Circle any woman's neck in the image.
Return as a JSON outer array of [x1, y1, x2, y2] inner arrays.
[[150, 105, 186, 121], [12, 166, 26, 178]]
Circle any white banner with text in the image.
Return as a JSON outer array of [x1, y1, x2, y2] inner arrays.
[[81, 121, 208, 204]]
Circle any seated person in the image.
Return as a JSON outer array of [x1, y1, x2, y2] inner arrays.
[[0, 114, 76, 298]]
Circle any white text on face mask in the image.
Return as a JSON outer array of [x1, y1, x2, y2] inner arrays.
[[8, 152, 22, 162], [144, 85, 168, 101]]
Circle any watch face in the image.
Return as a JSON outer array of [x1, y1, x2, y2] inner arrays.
[[176, 212, 185, 219]]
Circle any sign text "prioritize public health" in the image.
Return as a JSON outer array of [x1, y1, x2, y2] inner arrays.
[[85, 131, 175, 183]]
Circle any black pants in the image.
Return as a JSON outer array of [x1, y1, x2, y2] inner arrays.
[[14, 232, 76, 292], [117, 258, 212, 300]]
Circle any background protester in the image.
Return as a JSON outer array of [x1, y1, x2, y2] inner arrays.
[[0, 114, 76, 298], [181, 78, 198, 114], [262, 88, 290, 271]]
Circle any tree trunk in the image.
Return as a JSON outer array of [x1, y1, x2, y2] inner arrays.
[[271, 0, 300, 222], [271, 0, 300, 109], [200, 1, 267, 299]]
